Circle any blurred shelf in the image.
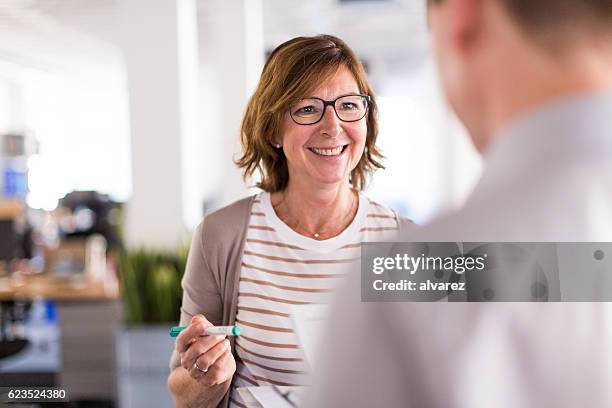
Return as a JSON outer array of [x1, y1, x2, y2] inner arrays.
[[0, 199, 22, 220], [0, 273, 119, 301]]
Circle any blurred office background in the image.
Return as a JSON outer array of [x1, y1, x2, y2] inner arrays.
[[0, 0, 480, 407]]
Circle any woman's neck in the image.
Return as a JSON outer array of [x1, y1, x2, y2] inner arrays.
[[271, 181, 357, 240]]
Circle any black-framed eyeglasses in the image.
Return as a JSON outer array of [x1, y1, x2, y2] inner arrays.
[[289, 94, 371, 125]]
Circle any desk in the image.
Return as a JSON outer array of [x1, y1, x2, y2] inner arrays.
[[0, 199, 21, 219], [0, 272, 121, 401], [0, 273, 119, 302]]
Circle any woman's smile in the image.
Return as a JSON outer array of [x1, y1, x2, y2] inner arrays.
[[307, 144, 350, 159], [279, 65, 367, 186]]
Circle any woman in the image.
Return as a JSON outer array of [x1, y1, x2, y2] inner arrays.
[[168, 35, 413, 408]]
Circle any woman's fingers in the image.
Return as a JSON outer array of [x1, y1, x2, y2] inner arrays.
[[197, 342, 236, 387], [175, 314, 212, 353], [189, 339, 231, 382], [181, 333, 225, 371], [173, 314, 237, 385]]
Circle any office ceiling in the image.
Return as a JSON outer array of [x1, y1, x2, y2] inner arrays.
[[0, 0, 121, 82], [260, 0, 430, 68], [0, 0, 430, 82]]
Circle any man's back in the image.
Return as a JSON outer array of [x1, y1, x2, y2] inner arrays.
[[309, 92, 612, 407], [421, 92, 612, 242], [309, 0, 612, 403]]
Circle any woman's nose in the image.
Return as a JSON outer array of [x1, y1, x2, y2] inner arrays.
[[319, 105, 342, 137]]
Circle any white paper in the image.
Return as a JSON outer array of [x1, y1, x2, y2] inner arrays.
[[239, 386, 306, 408], [289, 304, 330, 369], [236, 387, 263, 407]]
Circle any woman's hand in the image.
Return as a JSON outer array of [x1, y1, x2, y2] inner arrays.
[[175, 314, 236, 387]]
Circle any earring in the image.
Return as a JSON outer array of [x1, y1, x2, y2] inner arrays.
[[275, 143, 281, 148]]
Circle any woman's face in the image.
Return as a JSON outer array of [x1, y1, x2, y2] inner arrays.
[[278, 66, 368, 189]]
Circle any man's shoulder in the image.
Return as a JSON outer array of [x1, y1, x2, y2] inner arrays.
[[406, 171, 612, 241]]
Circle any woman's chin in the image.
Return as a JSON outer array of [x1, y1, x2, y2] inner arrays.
[[308, 173, 351, 187]]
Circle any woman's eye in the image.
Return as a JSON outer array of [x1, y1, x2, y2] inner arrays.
[[296, 106, 317, 115], [341, 102, 358, 110]]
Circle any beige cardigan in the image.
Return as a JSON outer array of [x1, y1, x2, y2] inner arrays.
[[169, 194, 414, 407]]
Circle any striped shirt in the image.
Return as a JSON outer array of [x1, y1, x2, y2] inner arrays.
[[229, 191, 401, 407]]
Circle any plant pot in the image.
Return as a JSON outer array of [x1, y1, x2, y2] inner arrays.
[[115, 325, 175, 408]]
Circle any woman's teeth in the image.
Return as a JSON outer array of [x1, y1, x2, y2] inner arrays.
[[309, 146, 345, 156]]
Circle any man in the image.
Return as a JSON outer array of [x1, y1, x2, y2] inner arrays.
[[309, 0, 612, 406]]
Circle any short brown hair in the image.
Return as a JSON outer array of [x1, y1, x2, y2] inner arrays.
[[236, 35, 384, 193], [428, 0, 612, 47]]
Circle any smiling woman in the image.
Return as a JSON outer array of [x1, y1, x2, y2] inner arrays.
[[237, 35, 382, 193], [167, 35, 415, 408]]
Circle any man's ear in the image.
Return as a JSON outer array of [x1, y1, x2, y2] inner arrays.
[[448, 0, 483, 55]]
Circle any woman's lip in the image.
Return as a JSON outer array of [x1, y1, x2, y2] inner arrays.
[[306, 144, 348, 149], [307, 144, 350, 159]]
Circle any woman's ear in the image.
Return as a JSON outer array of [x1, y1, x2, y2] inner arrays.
[[270, 138, 282, 148]]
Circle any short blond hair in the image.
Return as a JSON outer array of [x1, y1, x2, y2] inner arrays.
[[428, 0, 612, 49], [236, 35, 384, 192]]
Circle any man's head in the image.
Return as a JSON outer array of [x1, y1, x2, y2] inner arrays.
[[427, 0, 612, 151]]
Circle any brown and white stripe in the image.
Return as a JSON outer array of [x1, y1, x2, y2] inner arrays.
[[229, 192, 402, 407]]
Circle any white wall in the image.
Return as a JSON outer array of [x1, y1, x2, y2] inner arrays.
[[120, 0, 200, 248], [362, 59, 482, 223]]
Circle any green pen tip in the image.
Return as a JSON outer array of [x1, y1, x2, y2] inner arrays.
[[232, 325, 242, 336], [169, 326, 185, 337]]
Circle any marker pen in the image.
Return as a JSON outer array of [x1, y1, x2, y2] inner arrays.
[[169, 325, 242, 338]]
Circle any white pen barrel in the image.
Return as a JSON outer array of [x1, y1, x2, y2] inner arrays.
[[203, 325, 241, 336]]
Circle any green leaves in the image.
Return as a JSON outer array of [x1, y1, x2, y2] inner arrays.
[[119, 244, 189, 325]]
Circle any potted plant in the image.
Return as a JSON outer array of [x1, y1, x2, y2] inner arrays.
[[115, 244, 188, 408]]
